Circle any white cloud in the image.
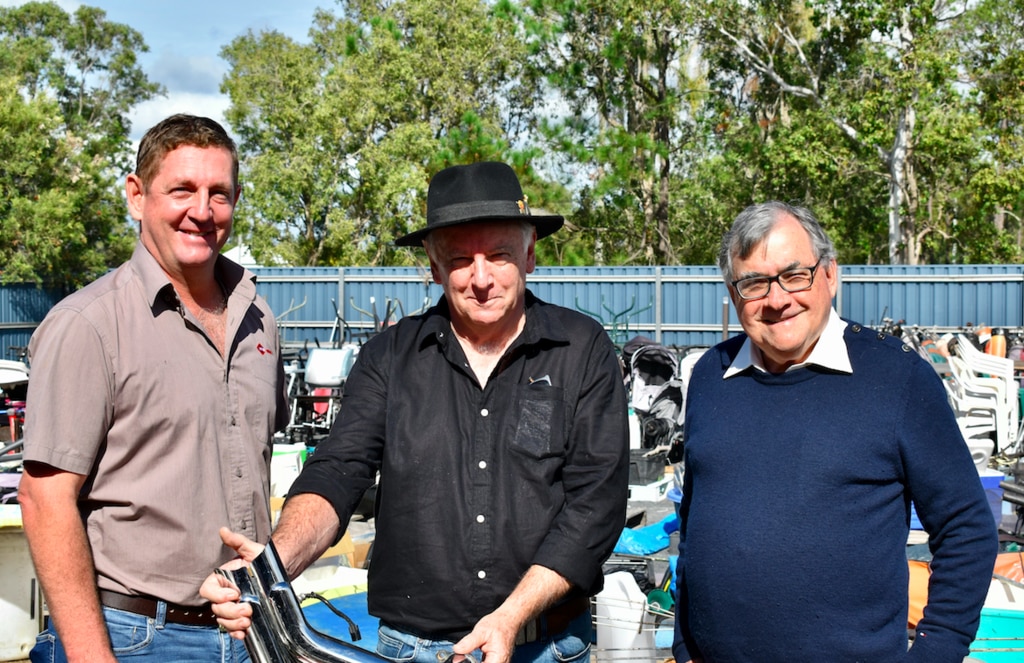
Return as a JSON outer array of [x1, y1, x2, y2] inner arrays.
[[150, 51, 225, 95]]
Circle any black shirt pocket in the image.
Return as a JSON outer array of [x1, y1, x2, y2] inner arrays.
[[511, 385, 568, 459]]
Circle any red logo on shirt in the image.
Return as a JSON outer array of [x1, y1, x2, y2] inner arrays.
[[257, 343, 272, 355]]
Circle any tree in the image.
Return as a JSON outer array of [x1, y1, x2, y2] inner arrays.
[[511, 0, 709, 265], [954, 0, 1024, 261], [0, 1, 162, 286], [223, 0, 562, 267], [696, 0, 989, 264]]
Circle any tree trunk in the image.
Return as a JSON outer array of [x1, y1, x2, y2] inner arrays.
[[889, 100, 917, 264]]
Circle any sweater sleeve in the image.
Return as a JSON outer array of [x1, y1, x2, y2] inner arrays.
[[902, 359, 998, 662]]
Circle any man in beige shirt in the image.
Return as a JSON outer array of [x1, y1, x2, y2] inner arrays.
[[18, 114, 288, 663]]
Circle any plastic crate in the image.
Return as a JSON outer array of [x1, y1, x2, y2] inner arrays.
[[969, 607, 1024, 661]]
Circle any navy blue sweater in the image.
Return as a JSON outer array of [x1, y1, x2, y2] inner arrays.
[[673, 323, 997, 663]]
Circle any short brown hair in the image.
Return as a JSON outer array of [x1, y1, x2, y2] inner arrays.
[[134, 114, 238, 192]]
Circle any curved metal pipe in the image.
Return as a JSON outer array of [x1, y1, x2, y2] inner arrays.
[[217, 540, 389, 663]]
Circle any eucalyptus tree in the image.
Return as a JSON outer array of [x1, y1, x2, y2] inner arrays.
[[0, 1, 162, 286], [698, 0, 981, 265]]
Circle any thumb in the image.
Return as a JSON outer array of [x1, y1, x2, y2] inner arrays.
[[219, 526, 265, 562], [452, 631, 483, 658]]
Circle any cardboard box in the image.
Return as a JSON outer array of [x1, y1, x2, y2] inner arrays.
[[353, 540, 372, 570], [320, 530, 356, 567]]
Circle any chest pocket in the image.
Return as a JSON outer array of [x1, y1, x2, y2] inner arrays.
[[511, 385, 568, 459]]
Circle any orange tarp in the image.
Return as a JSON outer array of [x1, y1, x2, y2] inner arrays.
[[908, 552, 1024, 627]]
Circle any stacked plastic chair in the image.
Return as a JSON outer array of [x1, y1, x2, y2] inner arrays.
[[953, 335, 1020, 458], [944, 355, 1001, 469]]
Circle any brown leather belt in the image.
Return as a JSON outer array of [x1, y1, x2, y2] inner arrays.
[[98, 589, 218, 627], [515, 596, 591, 645]]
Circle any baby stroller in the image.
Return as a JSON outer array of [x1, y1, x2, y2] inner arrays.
[[623, 337, 687, 472]]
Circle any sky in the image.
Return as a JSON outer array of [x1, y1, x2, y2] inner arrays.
[[2, 0, 332, 140]]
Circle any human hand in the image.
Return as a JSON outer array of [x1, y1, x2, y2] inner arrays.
[[199, 527, 266, 639], [452, 610, 518, 663]]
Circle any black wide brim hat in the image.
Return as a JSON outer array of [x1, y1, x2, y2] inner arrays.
[[394, 162, 564, 247]]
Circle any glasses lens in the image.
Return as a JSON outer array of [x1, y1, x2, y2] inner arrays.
[[737, 278, 770, 299], [778, 268, 813, 292]]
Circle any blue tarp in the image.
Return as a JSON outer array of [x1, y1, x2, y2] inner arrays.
[[614, 513, 679, 556]]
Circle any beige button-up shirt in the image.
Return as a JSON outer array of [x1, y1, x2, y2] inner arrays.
[[24, 243, 288, 605]]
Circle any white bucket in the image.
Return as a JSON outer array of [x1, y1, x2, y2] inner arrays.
[[594, 571, 657, 662]]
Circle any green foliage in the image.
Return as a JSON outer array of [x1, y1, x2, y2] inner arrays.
[[223, 0, 551, 267], [0, 1, 161, 286], [515, 0, 707, 265], [681, 0, 1024, 265], [7, 0, 1023, 278]]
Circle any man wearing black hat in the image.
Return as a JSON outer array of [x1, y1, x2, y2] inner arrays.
[[202, 162, 629, 663]]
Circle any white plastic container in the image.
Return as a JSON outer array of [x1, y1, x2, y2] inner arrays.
[[270, 442, 307, 498], [594, 571, 656, 663], [0, 528, 43, 661]]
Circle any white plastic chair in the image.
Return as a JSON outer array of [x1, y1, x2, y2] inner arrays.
[[944, 364, 999, 439], [954, 336, 1019, 454]]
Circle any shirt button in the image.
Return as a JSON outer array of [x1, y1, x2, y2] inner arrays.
[[480, 408, 489, 417], [477, 570, 486, 579], [478, 461, 487, 469], [476, 514, 485, 523]]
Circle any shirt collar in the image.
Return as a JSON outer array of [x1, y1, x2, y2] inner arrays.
[[130, 242, 256, 312], [724, 307, 851, 377]]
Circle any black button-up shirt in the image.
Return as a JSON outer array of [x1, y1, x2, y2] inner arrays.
[[289, 291, 629, 639]]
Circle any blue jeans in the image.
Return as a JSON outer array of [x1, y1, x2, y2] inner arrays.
[[375, 611, 592, 663], [30, 605, 250, 663]]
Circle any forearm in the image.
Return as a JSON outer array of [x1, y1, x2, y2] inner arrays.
[[272, 492, 342, 579], [19, 468, 116, 663], [494, 565, 572, 629]]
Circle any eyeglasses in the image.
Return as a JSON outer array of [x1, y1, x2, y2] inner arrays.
[[731, 258, 823, 301]]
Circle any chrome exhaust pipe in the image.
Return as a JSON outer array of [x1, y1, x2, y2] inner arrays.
[[217, 540, 389, 663]]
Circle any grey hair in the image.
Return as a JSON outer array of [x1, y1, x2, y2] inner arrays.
[[717, 202, 836, 284]]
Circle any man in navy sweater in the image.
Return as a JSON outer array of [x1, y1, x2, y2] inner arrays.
[[672, 202, 997, 662]]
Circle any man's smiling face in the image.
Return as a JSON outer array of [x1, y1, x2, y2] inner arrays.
[[729, 214, 838, 373], [127, 144, 238, 282]]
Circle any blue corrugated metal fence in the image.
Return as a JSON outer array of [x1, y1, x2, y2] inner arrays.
[[1, 264, 1022, 355]]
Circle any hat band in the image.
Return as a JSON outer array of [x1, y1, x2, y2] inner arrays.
[[429, 200, 527, 225]]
